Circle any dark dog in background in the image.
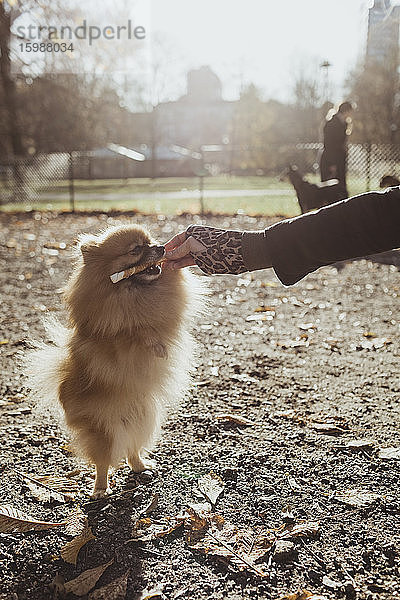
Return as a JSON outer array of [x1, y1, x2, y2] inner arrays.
[[282, 165, 343, 214], [380, 175, 400, 188], [284, 168, 400, 214]]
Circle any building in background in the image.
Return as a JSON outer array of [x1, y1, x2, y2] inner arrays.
[[127, 66, 233, 177], [153, 66, 233, 150]]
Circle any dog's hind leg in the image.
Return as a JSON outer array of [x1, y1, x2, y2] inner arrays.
[[127, 449, 155, 473], [92, 461, 111, 499], [126, 404, 158, 474], [77, 426, 113, 498]]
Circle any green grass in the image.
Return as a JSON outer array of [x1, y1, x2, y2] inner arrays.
[[2, 195, 300, 217], [42, 175, 292, 193], [0, 175, 376, 216]]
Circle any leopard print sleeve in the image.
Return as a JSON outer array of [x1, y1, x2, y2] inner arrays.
[[186, 225, 247, 275]]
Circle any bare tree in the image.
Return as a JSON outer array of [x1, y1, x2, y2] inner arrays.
[[290, 64, 324, 142], [347, 59, 400, 144]]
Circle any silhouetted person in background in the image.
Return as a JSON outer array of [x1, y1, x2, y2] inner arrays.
[[320, 101, 354, 199]]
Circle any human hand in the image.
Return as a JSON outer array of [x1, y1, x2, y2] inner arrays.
[[163, 225, 247, 275], [163, 231, 207, 270]]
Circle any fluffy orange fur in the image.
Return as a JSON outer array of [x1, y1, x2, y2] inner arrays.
[[27, 224, 201, 497]]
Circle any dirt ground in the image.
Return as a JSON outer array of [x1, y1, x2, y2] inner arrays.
[[0, 210, 399, 600]]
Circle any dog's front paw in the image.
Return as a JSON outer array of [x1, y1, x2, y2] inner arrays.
[[90, 487, 112, 500], [152, 342, 168, 359]]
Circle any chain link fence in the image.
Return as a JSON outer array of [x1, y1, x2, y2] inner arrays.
[[1, 143, 399, 212], [0, 152, 74, 208], [291, 142, 400, 191]]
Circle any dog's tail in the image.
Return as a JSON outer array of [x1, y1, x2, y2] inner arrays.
[[24, 316, 70, 412]]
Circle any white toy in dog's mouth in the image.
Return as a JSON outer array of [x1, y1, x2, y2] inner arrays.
[[110, 260, 164, 283]]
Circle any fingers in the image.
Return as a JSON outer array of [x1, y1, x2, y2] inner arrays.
[[165, 236, 206, 260], [165, 237, 192, 260], [163, 256, 196, 271], [164, 231, 188, 252], [163, 231, 207, 272]]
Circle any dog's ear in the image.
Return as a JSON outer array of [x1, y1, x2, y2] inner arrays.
[[77, 234, 99, 262]]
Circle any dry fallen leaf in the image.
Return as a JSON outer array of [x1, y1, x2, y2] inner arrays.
[[61, 525, 95, 565], [141, 494, 159, 516], [246, 314, 271, 322], [280, 521, 320, 540], [335, 489, 381, 509], [276, 590, 329, 600], [138, 589, 164, 600], [0, 504, 65, 533], [378, 447, 400, 460], [311, 423, 345, 435], [88, 571, 129, 600], [345, 439, 374, 450], [65, 506, 88, 536], [18, 471, 78, 503], [184, 505, 273, 578], [131, 516, 184, 541], [64, 559, 114, 597], [215, 413, 254, 426], [32, 474, 78, 498], [198, 473, 224, 507]]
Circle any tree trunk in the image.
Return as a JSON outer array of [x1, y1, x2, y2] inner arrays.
[[0, 3, 24, 157]]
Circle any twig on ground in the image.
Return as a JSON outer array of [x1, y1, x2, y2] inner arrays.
[[298, 538, 326, 569]]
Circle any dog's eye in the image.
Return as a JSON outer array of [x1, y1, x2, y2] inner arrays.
[[129, 246, 142, 256]]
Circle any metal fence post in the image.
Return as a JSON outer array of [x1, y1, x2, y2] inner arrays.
[[69, 151, 75, 212], [199, 174, 204, 215], [366, 142, 371, 192]]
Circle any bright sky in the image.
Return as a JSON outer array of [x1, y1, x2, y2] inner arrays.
[[13, 0, 398, 105], [149, 0, 382, 102]]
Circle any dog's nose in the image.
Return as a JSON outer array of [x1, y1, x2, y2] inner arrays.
[[150, 245, 165, 257]]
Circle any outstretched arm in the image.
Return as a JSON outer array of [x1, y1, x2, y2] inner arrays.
[[164, 186, 400, 285]]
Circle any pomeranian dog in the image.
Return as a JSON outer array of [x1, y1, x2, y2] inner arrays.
[[28, 224, 201, 498]]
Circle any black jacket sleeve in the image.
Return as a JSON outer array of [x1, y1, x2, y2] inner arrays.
[[242, 186, 400, 285]]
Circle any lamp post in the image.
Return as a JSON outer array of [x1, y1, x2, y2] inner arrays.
[[320, 60, 332, 103]]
